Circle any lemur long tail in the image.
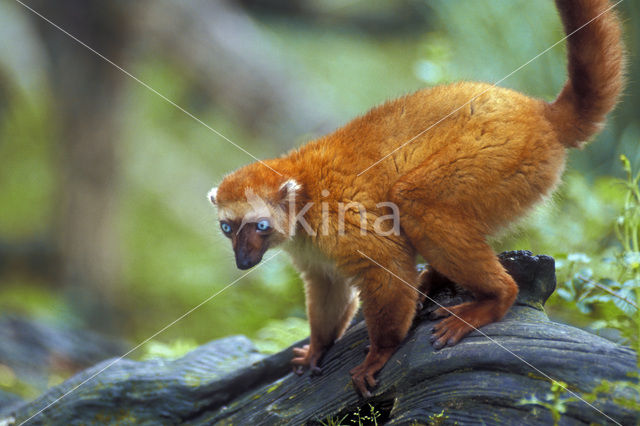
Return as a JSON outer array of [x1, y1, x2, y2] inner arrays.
[[547, 0, 624, 148]]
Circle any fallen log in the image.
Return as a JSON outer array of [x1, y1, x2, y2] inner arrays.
[[4, 251, 638, 425]]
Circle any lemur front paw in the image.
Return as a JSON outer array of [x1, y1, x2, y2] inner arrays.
[[291, 344, 324, 376], [349, 363, 377, 398], [349, 346, 397, 398]]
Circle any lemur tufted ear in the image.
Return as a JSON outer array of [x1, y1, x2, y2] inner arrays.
[[207, 187, 218, 205], [278, 179, 301, 205]]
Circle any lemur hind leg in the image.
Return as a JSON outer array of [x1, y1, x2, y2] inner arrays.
[[402, 207, 517, 348], [391, 153, 521, 349]]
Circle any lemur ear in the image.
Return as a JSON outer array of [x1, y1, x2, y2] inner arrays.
[[207, 187, 218, 205], [278, 179, 301, 205]]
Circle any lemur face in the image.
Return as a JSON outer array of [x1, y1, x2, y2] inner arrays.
[[208, 176, 301, 269], [218, 216, 275, 269]]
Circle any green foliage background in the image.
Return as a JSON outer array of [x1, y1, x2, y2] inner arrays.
[[0, 0, 638, 397]]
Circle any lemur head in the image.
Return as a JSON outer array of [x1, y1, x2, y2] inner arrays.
[[208, 166, 302, 270]]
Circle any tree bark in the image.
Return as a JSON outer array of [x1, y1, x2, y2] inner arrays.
[[28, 0, 131, 330]]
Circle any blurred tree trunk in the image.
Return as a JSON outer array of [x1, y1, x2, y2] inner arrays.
[[28, 0, 130, 331], [237, 0, 428, 35], [139, 0, 342, 144]]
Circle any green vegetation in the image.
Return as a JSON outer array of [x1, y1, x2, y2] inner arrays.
[[140, 339, 199, 361], [318, 403, 383, 426], [517, 156, 640, 423], [426, 409, 450, 426], [518, 380, 575, 426], [550, 156, 640, 354]]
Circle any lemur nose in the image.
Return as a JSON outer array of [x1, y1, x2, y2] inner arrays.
[[237, 259, 252, 269], [236, 254, 256, 270]]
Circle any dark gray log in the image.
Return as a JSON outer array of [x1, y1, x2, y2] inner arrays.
[[4, 251, 638, 425], [0, 391, 23, 418], [0, 314, 127, 402]]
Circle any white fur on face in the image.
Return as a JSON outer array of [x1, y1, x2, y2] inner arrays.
[[213, 179, 302, 239], [217, 202, 253, 222], [215, 188, 271, 222], [207, 187, 218, 205], [216, 186, 295, 238]]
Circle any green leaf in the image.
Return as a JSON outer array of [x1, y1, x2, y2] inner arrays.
[[623, 252, 640, 269], [577, 268, 593, 279], [621, 279, 640, 291], [567, 253, 592, 264], [620, 154, 631, 174], [556, 288, 573, 301], [612, 287, 638, 316], [599, 278, 620, 288]]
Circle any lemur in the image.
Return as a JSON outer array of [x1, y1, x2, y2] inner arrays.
[[208, 0, 624, 397]]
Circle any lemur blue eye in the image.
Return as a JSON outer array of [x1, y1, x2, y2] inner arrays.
[[256, 219, 271, 232], [220, 222, 232, 234]]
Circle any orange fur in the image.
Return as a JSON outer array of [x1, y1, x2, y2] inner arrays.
[[210, 0, 624, 397]]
